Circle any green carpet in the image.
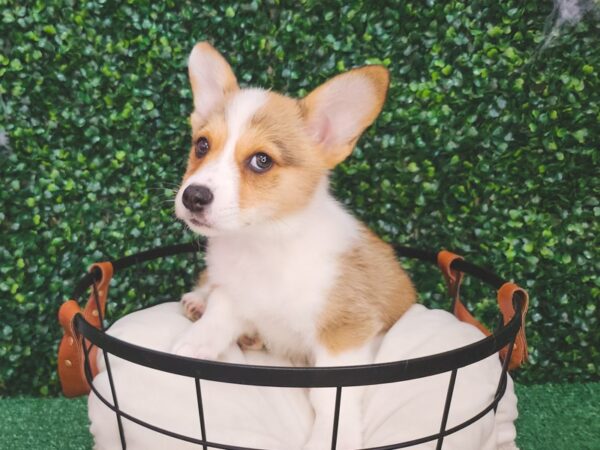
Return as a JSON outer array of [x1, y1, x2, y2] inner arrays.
[[1, 383, 598, 449], [0, 396, 91, 449], [515, 383, 600, 450]]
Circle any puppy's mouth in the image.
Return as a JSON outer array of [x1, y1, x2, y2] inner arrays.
[[188, 216, 211, 228]]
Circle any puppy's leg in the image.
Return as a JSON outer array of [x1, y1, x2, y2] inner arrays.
[[172, 287, 242, 360], [304, 341, 376, 450], [180, 270, 212, 321]]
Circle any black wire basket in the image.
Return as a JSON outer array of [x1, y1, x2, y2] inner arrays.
[[57, 241, 529, 450]]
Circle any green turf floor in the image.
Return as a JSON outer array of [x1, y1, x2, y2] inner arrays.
[[0, 383, 598, 449]]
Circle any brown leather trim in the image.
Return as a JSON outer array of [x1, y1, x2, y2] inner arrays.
[[437, 250, 463, 297], [57, 262, 114, 397], [437, 251, 491, 337], [57, 300, 89, 397], [453, 298, 491, 337], [437, 250, 529, 371], [498, 282, 529, 370], [83, 262, 113, 328]]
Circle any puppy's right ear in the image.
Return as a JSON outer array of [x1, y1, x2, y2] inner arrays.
[[188, 42, 239, 119]]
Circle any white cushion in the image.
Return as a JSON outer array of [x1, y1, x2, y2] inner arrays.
[[89, 302, 517, 449]]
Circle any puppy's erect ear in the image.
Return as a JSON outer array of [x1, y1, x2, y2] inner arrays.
[[188, 42, 239, 119], [301, 66, 389, 168]]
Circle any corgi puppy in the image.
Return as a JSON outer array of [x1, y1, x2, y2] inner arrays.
[[172, 42, 416, 449]]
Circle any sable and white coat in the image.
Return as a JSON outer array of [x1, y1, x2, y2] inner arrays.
[[172, 42, 416, 449]]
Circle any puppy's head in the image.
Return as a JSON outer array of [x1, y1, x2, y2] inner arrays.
[[175, 42, 389, 236]]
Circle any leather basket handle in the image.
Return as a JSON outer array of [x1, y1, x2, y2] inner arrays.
[[497, 282, 529, 370], [437, 250, 529, 370], [437, 250, 489, 336], [57, 262, 113, 397]]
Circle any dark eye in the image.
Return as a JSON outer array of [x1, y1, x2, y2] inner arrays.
[[195, 137, 210, 158], [248, 152, 273, 173]]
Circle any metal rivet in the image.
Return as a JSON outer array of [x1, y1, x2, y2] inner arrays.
[[92, 309, 99, 317], [65, 359, 72, 367]]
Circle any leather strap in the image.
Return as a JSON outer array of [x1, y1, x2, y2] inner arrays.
[[437, 250, 489, 336], [437, 250, 528, 370], [57, 262, 113, 397], [83, 262, 113, 329], [497, 282, 529, 370], [58, 300, 88, 397]]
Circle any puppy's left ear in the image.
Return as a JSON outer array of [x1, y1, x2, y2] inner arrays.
[[301, 66, 389, 168]]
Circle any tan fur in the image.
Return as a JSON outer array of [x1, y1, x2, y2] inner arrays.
[[183, 113, 228, 181], [317, 226, 416, 354], [236, 93, 325, 217], [197, 269, 209, 287]]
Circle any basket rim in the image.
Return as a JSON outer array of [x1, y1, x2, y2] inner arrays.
[[71, 242, 525, 388]]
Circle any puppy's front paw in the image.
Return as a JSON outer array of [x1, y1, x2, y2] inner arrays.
[[180, 290, 208, 322]]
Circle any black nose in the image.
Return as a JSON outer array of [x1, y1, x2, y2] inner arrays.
[[182, 185, 213, 212]]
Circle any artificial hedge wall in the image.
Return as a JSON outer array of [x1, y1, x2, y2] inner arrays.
[[1, 1, 598, 396]]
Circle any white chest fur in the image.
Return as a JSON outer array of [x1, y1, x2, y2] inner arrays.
[[205, 185, 359, 361]]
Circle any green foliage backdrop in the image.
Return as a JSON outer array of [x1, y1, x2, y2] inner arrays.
[[1, 1, 598, 396]]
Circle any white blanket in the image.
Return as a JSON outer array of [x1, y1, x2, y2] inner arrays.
[[88, 302, 518, 449]]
